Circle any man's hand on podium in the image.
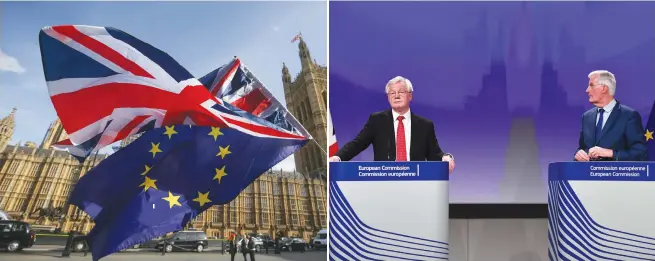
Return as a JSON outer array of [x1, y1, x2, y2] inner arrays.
[[588, 146, 613, 159], [329, 156, 341, 162], [575, 149, 590, 162], [442, 155, 455, 173]]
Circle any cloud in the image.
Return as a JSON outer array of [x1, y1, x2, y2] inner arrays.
[[0, 48, 26, 73], [272, 155, 296, 171]]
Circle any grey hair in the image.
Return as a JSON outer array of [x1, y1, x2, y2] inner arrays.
[[588, 70, 616, 96], [385, 76, 414, 94]]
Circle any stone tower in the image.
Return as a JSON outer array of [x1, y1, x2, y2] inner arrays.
[[119, 133, 142, 149], [282, 36, 328, 177], [0, 108, 16, 152], [40, 119, 68, 149]]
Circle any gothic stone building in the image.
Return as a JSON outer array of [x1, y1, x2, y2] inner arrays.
[[0, 109, 327, 240], [282, 36, 328, 179]]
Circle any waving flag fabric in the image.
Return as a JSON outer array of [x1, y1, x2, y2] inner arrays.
[[70, 124, 308, 261], [69, 90, 309, 220], [291, 33, 302, 43], [328, 110, 338, 156], [198, 57, 309, 138], [39, 25, 228, 161]]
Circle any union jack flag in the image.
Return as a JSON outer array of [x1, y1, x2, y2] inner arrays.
[[291, 33, 302, 43], [328, 110, 338, 156], [39, 25, 308, 161], [198, 57, 309, 138]]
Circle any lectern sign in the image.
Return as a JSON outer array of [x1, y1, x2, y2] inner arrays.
[[550, 162, 654, 181], [331, 161, 448, 181], [548, 162, 655, 261], [329, 161, 450, 260]]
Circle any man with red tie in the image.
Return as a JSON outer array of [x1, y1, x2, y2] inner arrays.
[[328, 76, 455, 173]]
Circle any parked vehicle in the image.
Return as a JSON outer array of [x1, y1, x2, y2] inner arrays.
[[313, 228, 327, 250], [223, 234, 263, 253], [0, 220, 35, 252], [238, 235, 263, 252], [281, 237, 307, 252], [70, 232, 87, 252], [132, 236, 162, 249], [0, 210, 9, 221], [250, 233, 274, 248], [156, 230, 209, 252]]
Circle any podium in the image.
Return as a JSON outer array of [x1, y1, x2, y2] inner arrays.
[[548, 161, 655, 261], [329, 161, 450, 260]]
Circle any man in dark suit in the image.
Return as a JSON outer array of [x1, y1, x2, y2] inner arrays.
[[329, 76, 455, 173], [240, 234, 255, 261], [574, 70, 648, 161]]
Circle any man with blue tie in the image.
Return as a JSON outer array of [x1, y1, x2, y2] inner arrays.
[[574, 70, 648, 162]]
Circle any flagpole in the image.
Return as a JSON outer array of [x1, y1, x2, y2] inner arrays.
[[311, 139, 327, 156], [238, 61, 313, 139]]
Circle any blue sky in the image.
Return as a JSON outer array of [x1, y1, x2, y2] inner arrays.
[[0, 1, 327, 171]]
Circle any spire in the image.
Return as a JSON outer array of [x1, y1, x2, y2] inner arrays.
[[282, 62, 291, 83], [298, 34, 312, 66], [282, 62, 289, 75], [0, 108, 16, 152], [1, 108, 16, 125]]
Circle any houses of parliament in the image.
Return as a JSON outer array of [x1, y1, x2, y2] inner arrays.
[[0, 37, 327, 241]]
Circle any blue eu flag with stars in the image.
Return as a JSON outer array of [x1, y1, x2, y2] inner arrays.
[[68, 124, 307, 260], [646, 101, 655, 161]]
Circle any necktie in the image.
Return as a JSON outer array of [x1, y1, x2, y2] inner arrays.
[[596, 108, 605, 142], [396, 115, 407, 161]]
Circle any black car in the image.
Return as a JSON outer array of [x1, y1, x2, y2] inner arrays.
[[156, 230, 209, 252], [70, 232, 88, 252], [133, 236, 162, 249], [281, 238, 307, 252], [0, 220, 35, 252]]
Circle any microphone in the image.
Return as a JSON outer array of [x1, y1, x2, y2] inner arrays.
[[387, 139, 393, 161]]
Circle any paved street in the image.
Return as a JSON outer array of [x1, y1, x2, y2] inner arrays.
[[9, 234, 327, 261], [0, 250, 326, 261]]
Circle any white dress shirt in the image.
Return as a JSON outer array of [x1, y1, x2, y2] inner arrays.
[[392, 109, 411, 159], [596, 99, 617, 129]]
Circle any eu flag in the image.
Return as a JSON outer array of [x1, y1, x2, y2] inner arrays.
[[646, 101, 655, 161], [69, 124, 307, 260]]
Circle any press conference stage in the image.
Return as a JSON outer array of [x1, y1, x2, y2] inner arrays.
[[330, 161, 655, 261], [330, 161, 549, 261]]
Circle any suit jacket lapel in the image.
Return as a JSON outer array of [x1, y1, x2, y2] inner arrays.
[[410, 112, 419, 160], [597, 102, 622, 143], [386, 110, 396, 160]]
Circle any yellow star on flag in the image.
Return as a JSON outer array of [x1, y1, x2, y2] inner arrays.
[[163, 126, 178, 139], [192, 191, 212, 207], [141, 165, 151, 176], [216, 145, 231, 159], [213, 166, 228, 184], [208, 127, 224, 141], [149, 142, 163, 158], [646, 129, 654, 141], [162, 191, 182, 208], [139, 176, 158, 192]]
